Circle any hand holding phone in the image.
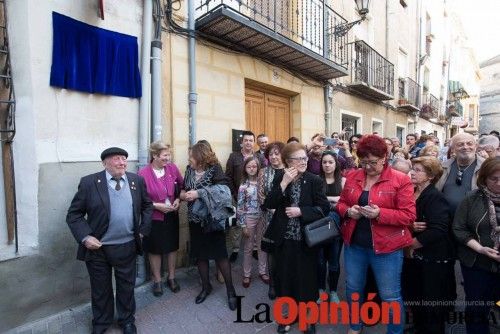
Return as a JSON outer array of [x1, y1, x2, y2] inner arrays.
[[324, 138, 338, 147]]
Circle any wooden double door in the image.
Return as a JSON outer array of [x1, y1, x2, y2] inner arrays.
[[244, 87, 290, 143]]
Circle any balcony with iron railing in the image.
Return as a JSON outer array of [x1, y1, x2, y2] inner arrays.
[[420, 93, 439, 120], [195, 0, 349, 82], [447, 100, 463, 117], [448, 80, 470, 100], [397, 77, 420, 113], [348, 40, 394, 100]]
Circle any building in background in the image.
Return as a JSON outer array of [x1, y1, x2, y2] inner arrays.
[[0, 0, 488, 331], [414, 0, 449, 141], [446, 13, 481, 137], [0, 0, 145, 331], [479, 55, 500, 134], [328, 0, 420, 143]]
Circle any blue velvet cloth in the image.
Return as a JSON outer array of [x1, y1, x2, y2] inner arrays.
[[50, 12, 142, 98]]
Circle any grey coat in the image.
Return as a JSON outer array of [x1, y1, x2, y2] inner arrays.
[[435, 155, 485, 192], [191, 184, 234, 232]]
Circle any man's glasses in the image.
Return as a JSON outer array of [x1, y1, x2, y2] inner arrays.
[[456, 170, 463, 186]]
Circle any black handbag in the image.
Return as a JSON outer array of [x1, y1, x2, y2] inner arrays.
[[303, 214, 340, 247]]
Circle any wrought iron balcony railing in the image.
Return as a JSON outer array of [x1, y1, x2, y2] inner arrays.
[[448, 80, 469, 100], [195, 0, 349, 82], [348, 40, 394, 100], [420, 93, 439, 120], [447, 100, 463, 117], [398, 77, 420, 112]]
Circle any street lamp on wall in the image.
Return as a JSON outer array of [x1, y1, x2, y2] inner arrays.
[[334, 0, 370, 37]]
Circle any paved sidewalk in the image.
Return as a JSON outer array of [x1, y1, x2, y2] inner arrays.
[[7, 257, 497, 334], [7, 259, 366, 334]]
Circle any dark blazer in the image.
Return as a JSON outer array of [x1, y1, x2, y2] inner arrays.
[[66, 170, 153, 261], [413, 184, 455, 261], [263, 171, 330, 249]]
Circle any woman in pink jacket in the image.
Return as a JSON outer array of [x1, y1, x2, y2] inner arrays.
[[138, 141, 184, 297]]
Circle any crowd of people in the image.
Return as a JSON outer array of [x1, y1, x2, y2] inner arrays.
[[66, 129, 500, 334]]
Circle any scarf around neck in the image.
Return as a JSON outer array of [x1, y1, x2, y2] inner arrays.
[[481, 186, 500, 250]]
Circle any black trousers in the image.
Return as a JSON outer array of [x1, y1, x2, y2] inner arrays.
[[85, 240, 137, 334], [403, 258, 455, 334]]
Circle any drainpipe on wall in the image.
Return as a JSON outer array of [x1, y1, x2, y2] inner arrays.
[[136, 0, 153, 287], [151, 39, 162, 141], [415, 0, 423, 129], [324, 85, 332, 136], [385, 0, 389, 58], [188, 0, 197, 146], [139, 0, 152, 169]]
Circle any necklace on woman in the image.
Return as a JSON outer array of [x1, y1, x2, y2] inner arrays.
[[152, 164, 165, 176], [194, 169, 205, 181]]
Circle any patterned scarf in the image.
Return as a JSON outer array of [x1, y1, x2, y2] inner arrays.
[[284, 176, 303, 241], [481, 186, 500, 250]]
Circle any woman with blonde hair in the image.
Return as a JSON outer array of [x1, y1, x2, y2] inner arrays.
[[403, 156, 455, 333], [419, 145, 439, 158], [138, 141, 184, 296]]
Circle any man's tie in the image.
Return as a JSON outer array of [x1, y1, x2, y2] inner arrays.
[[113, 177, 122, 191]]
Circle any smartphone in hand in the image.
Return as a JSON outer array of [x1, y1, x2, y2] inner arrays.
[[324, 138, 338, 147]]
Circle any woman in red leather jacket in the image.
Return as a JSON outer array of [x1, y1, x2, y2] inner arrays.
[[336, 135, 416, 334]]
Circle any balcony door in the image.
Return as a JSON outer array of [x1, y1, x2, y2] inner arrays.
[[245, 87, 290, 143]]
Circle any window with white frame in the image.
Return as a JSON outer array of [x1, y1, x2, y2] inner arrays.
[[372, 120, 383, 136]]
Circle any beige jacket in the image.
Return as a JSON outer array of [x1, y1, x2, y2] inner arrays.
[[435, 155, 485, 192]]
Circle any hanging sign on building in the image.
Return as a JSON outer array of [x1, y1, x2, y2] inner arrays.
[[450, 117, 464, 126]]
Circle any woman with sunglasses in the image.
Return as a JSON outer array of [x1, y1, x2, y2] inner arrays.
[[264, 142, 330, 334], [453, 157, 500, 334], [348, 134, 362, 167], [337, 135, 416, 334], [317, 151, 345, 303]]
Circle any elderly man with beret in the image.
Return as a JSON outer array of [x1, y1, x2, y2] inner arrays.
[[66, 147, 153, 334]]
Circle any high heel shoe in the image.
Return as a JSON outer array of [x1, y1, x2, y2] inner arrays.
[[268, 284, 276, 300], [227, 290, 237, 311], [195, 285, 212, 304], [304, 324, 315, 334]]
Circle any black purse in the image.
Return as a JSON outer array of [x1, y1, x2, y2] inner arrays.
[[303, 212, 340, 247]]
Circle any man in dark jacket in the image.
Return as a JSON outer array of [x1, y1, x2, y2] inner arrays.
[[66, 147, 153, 334]]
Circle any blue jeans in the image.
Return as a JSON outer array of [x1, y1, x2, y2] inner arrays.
[[344, 245, 405, 334]]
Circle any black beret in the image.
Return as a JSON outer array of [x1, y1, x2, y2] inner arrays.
[[100, 147, 128, 161]]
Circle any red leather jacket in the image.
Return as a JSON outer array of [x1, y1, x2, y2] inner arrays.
[[337, 166, 416, 254]]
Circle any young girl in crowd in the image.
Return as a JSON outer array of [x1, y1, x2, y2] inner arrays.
[[318, 151, 345, 303], [237, 157, 267, 288]]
